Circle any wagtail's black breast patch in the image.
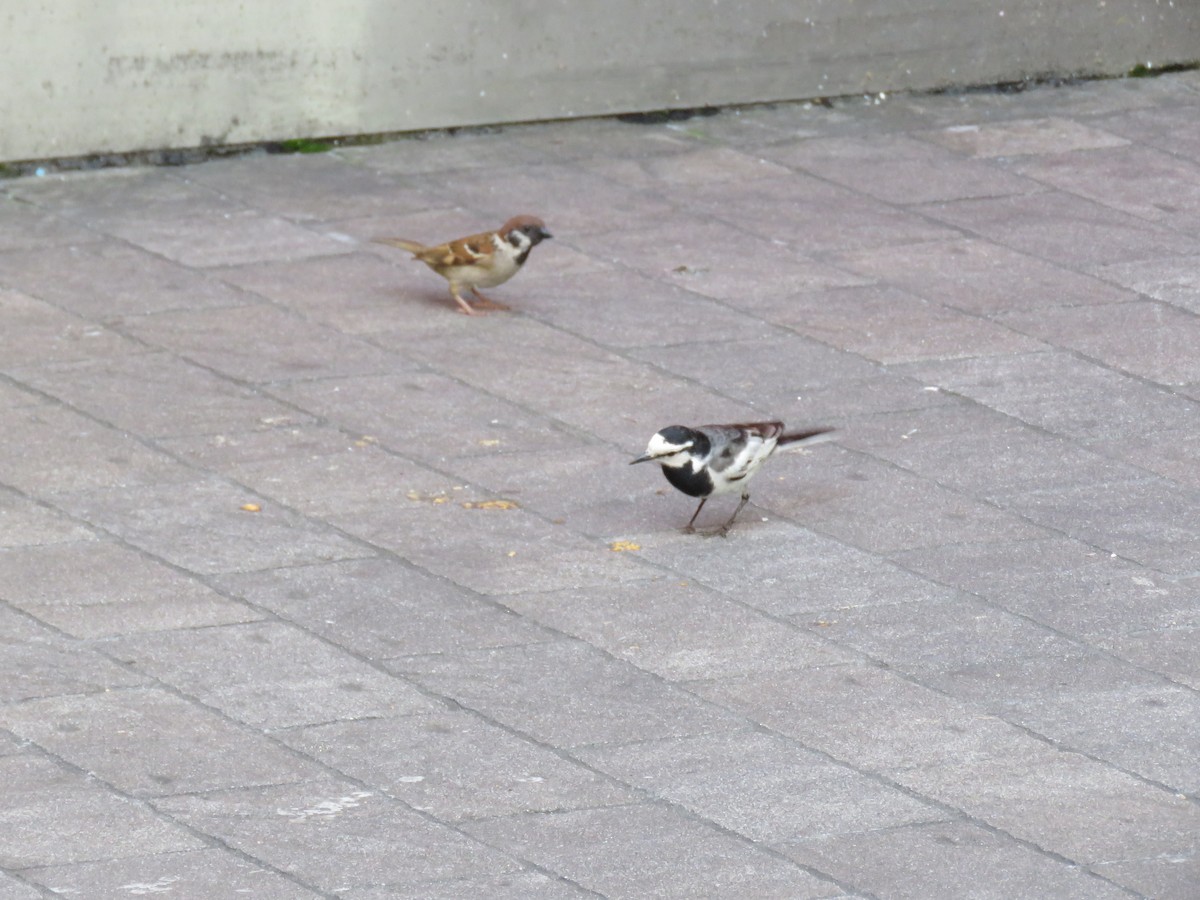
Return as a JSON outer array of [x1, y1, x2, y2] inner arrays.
[[663, 461, 713, 498]]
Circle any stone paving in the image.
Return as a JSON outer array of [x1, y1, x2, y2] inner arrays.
[[2, 71, 1199, 899]]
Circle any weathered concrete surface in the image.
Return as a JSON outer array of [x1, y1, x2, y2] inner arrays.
[[1, 71, 1199, 898], [3, 1, 1200, 161]]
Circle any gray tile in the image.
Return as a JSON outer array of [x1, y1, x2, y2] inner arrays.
[[0, 193, 96, 248], [106, 621, 438, 729], [783, 820, 1132, 900], [1008, 143, 1200, 229], [762, 133, 1039, 204], [273, 370, 582, 465], [499, 580, 853, 680], [893, 538, 1200, 640], [592, 145, 794, 187], [5, 688, 323, 796], [1092, 253, 1200, 315], [0, 403, 193, 496], [895, 350, 1198, 443], [462, 804, 842, 899], [1104, 624, 1200, 690], [374, 316, 761, 447], [693, 664, 1044, 774], [439, 441, 648, 534], [0, 488, 95, 548], [181, 151, 433, 222], [998, 299, 1200, 386], [118, 303, 407, 384], [341, 871, 591, 900], [0, 873, 40, 899], [783, 447, 1050, 554], [105, 207, 353, 268], [157, 424, 462, 526], [517, 266, 771, 349], [836, 237, 1138, 314], [757, 284, 1045, 364], [995, 477, 1200, 573], [681, 173, 961, 254], [921, 191, 1200, 267], [154, 780, 519, 892], [391, 641, 743, 748], [1094, 851, 1200, 900], [0, 754, 201, 868], [341, 503, 652, 596], [14, 352, 312, 439], [437, 161, 678, 238], [283, 709, 635, 821], [55, 476, 371, 575], [1095, 103, 1200, 163], [215, 250, 456, 333], [339, 129, 554, 174], [0, 289, 137, 368], [796, 593, 1079, 675], [629, 330, 882, 410], [24, 848, 323, 900], [214, 557, 550, 660], [919, 117, 1130, 157], [635, 522, 961, 618], [838, 402, 1137, 497], [915, 651, 1200, 794], [574, 220, 871, 305], [11, 166, 223, 223], [577, 730, 940, 843], [0, 240, 252, 318], [0, 540, 259, 637], [893, 748, 1200, 866], [0, 605, 147, 703]]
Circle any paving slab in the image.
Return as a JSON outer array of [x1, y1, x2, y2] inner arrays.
[[2, 71, 1198, 897]]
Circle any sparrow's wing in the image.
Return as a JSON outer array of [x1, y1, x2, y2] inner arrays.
[[375, 231, 500, 274], [432, 232, 500, 272]]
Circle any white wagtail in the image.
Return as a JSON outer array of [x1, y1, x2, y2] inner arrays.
[[631, 421, 833, 535]]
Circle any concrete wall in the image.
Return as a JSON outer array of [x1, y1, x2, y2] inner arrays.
[[3, 1, 1199, 163]]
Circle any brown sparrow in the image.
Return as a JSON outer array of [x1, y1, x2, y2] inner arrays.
[[375, 215, 552, 315]]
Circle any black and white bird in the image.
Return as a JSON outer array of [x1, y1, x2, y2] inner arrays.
[[630, 421, 833, 535]]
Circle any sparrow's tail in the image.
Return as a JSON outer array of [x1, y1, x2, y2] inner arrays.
[[777, 427, 835, 449], [373, 237, 427, 255]]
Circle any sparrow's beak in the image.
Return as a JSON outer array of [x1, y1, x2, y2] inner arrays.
[[629, 453, 653, 465], [538, 228, 553, 241]]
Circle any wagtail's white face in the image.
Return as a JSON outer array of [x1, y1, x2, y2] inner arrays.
[[630, 428, 696, 469]]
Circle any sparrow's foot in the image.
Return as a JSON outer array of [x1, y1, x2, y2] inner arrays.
[[451, 292, 484, 315], [471, 290, 511, 311]]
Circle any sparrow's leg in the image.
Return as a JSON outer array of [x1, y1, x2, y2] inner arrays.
[[683, 497, 708, 533], [449, 286, 482, 315], [716, 491, 752, 537], [470, 287, 511, 311]]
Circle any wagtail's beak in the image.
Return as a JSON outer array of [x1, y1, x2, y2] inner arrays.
[[629, 453, 653, 465]]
